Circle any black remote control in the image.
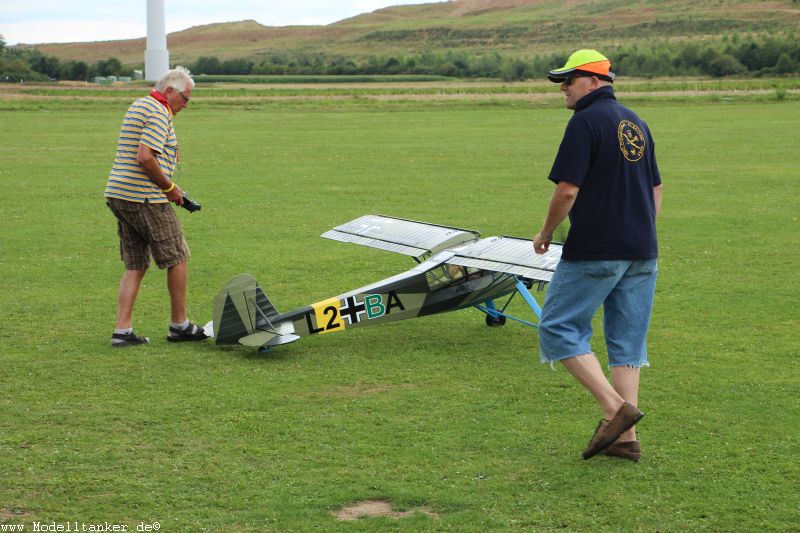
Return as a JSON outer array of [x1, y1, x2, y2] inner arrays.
[[181, 195, 201, 213]]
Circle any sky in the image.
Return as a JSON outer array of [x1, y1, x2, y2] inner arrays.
[[1, 0, 438, 45]]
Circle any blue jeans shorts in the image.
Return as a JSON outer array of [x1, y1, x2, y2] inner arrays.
[[538, 259, 658, 368]]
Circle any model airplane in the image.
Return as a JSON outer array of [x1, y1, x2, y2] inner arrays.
[[205, 215, 562, 351]]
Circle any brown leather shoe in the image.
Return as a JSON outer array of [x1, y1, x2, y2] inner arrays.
[[604, 440, 642, 462], [582, 402, 644, 459]]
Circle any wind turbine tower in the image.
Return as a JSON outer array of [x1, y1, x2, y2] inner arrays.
[[145, 0, 170, 81]]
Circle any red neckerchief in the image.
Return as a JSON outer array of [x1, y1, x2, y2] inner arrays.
[[149, 89, 172, 113]]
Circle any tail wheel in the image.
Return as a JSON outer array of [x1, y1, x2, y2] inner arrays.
[[485, 314, 507, 327]]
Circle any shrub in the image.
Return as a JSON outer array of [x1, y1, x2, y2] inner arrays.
[[708, 54, 747, 77]]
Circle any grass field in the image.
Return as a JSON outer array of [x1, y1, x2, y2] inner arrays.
[[2, 77, 798, 109], [1, 87, 798, 531]]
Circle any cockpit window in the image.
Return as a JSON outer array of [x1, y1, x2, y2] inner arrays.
[[425, 264, 478, 290]]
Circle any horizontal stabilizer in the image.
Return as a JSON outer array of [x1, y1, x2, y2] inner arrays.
[[322, 214, 480, 259], [446, 236, 562, 282], [239, 330, 300, 347]]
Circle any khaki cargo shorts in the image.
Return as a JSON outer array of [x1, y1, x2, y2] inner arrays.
[[107, 198, 190, 271]]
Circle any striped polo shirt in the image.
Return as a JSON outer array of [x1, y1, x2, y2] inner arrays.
[[104, 95, 177, 203]]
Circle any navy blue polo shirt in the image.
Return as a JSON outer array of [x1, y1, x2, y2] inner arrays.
[[548, 86, 661, 261]]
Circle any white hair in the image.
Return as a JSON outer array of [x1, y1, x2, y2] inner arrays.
[[155, 66, 195, 93]]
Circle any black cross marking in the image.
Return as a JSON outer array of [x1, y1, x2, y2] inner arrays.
[[340, 296, 366, 325]]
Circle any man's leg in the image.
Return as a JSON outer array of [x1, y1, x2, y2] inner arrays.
[[116, 269, 147, 329], [540, 260, 646, 458], [541, 260, 627, 419], [563, 353, 643, 459], [167, 260, 188, 324], [611, 366, 640, 441], [562, 354, 625, 420], [604, 259, 657, 443], [165, 260, 207, 342]]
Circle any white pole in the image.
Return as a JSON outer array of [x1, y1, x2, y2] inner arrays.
[[145, 0, 170, 81]]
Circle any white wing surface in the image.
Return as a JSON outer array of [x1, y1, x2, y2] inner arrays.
[[322, 214, 480, 259], [446, 236, 562, 282]]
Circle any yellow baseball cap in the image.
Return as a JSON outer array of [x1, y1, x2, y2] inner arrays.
[[548, 49, 616, 83]]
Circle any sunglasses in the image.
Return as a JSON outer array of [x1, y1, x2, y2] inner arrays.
[[178, 91, 190, 104], [563, 74, 597, 86]]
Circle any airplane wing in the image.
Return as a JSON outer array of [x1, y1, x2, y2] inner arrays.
[[445, 236, 562, 283], [322, 214, 480, 259]]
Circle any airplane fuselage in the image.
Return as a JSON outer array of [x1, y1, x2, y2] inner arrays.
[[279, 256, 519, 337]]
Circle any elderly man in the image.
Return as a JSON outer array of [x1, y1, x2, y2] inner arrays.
[[104, 66, 207, 347], [533, 50, 663, 461]]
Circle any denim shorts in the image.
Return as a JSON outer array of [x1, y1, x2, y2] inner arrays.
[[538, 259, 658, 368]]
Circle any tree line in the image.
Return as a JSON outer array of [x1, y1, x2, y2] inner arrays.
[[2, 33, 798, 83], [191, 35, 800, 80], [0, 36, 132, 82]]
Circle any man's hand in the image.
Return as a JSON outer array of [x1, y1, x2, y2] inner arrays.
[[165, 182, 184, 205], [534, 232, 552, 255]]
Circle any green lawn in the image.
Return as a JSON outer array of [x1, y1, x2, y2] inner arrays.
[[1, 94, 798, 531]]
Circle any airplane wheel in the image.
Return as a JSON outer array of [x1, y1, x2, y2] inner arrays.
[[485, 314, 506, 327]]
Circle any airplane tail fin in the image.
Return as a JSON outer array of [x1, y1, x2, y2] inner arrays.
[[211, 273, 299, 347]]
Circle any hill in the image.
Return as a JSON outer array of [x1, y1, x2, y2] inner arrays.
[[19, 0, 800, 67]]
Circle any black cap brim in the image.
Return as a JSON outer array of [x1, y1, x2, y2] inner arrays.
[[547, 68, 616, 84]]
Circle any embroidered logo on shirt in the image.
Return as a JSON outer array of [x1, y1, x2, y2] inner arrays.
[[618, 120, 646, 162]]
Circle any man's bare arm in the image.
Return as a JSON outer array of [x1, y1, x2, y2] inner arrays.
[[137, 144, 183, 204], [534, 181, 579, 254], [653, 184, 663, 222]]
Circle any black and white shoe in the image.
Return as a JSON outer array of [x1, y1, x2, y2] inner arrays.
[[167, 322, 208, 342], [111, 331, 150, 348]]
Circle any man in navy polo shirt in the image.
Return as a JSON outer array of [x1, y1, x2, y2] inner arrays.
[[533, 50, 663, 461]]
